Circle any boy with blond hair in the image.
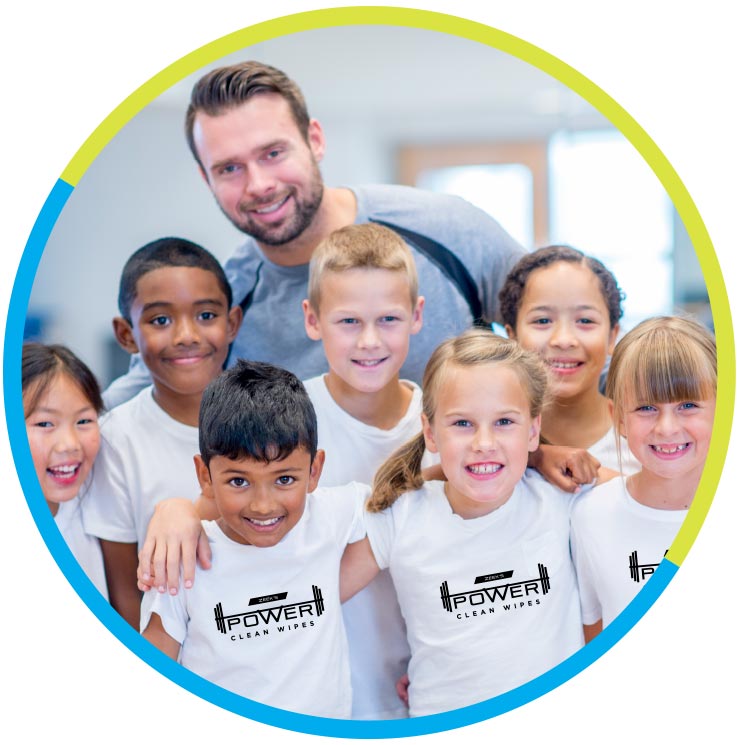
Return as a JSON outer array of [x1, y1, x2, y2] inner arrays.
[[301, 222, 427, 719]]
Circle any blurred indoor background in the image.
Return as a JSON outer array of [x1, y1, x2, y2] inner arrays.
[[27, 25, 708, 388]]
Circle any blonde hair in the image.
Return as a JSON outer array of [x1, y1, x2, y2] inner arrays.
[[367, 328, 548, 512], [307, 223, 418, 311], [607, 314, 717, 433]]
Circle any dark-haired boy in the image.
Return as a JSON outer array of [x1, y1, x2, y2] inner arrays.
[[141, 360, 366, 718], [83, 237, 242, 628]]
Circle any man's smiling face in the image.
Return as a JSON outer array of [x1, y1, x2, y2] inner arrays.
[[194, 93, 325, 248]]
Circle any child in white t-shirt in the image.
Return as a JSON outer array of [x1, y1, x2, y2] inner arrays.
[[570, 316, 716, 639], [301, 223, 427, 719], [22, 342, 108, 599], [82, 237, 242, 627], [341, 328, 584, 717], [141, 360, 365, 718], [499, 245, 640, 475]]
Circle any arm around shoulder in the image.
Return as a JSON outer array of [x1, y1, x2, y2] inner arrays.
[[340, 537, 380, 603], [101, 539, 142, 629], [142, 612, 181, 660]]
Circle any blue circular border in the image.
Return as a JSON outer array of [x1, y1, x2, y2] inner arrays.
[[4, 178, 684, 741], [4, 11, 720, 737]]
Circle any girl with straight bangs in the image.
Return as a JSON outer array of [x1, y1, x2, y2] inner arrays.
[[570, 316, 716, 642], [22, 343, 109, 599], [499, 244, 640, 475], [341, 328, 584, 717]]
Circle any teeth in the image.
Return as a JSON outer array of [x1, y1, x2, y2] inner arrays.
[[651, 443, 689, 454], [548, 361, 580, 369], [254, 196, 288, 214], [246, 516, 282, 527], [467, 464, 502, 474], [354, 359, 383, 367], [49, 465, 78, 474]]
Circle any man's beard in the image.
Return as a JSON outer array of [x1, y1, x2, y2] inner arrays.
[[225, 162, 324, 247]]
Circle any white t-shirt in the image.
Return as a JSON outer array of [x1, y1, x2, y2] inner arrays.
[[366, 472, 583, 717], [304, 374, 430, 719], [588, 425, 642, 475], [141, 484, 367, 719], [54, 496, 108, 600], [570, 475, 687, 627], [82, 386, 201, 548]]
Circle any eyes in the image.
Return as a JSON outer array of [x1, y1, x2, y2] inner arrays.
[[227, 475, 297, 488], [336, 315, 402, 325], [28, 415, 98, 429], [147, 310, 219, 327], [528, 316, 597, 326], [450, 417, 514, 428], [633, 402, 701, 414], [215, 146, 286, 177]]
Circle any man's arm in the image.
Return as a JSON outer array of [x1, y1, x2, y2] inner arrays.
[[101, 539, 142, 629]]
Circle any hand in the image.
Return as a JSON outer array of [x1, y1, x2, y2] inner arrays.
[[529, 444, 601, 493], [137, 497, 211, 595], [395, 673, 410, 707]]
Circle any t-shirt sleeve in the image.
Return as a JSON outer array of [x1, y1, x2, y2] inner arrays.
[[82, 428, 138, 543], [140, 585, 188, 642], [569, 498, 602, 625], [101, 355, 152, 410], [343, 482, 368, 545], [364, 503, 397, 571], [319, 482, 369, 546]]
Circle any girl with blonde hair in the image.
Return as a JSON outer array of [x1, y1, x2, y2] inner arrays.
[[342, 327, 584, 716], [570, 315, 716, 640]]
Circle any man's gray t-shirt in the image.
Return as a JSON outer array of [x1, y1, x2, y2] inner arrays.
[[103, 185, 525, 408]]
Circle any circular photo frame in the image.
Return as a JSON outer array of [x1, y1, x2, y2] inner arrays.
[[4, 6, 734, 739]]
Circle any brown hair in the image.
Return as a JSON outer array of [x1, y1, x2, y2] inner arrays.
[[307, 223, 418, 312], [606, 315, 717, 428], [498, 244, 624, 329], [367, 328, 548, 512], [185, 61, 311, 170]]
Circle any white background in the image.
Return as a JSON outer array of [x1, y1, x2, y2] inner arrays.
[[1, 1, 738, 742]]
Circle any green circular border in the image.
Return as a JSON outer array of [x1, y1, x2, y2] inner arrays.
[[33, 3, 735, 732], [61, 5, 733, 565]]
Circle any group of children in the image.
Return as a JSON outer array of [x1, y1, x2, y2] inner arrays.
[[21, 223, 717, 719]]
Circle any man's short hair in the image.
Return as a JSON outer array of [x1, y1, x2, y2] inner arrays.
[[185, 61, 311, 169], [198, 359, 318, 468], [307, 223, 419, 311], [117, 237, 232, 324]]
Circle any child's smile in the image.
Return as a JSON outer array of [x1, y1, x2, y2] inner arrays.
[[304, 267, 424, 397], [196, 447, 325, 548], [422, 362, 540, 519], [24, 374, 101, 514], [118, 266, 241, 424], [622, 399, 715, 482], [512, 262, 618, 402]]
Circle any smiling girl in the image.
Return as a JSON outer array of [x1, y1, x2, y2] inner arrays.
[[22, 343, 108, 598], [569, 316, 716, 640], [499, 245, 640, 473], [341, 328, 584, 716]]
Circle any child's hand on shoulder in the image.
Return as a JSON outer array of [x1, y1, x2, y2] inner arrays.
[[137, 497, 211, 595], [529, 444, 601, 493]]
